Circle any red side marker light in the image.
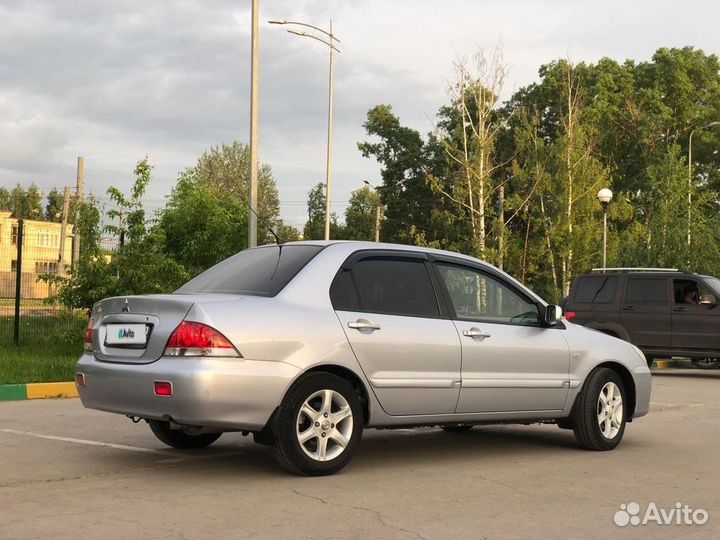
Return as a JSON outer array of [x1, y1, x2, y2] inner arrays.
[[154, 381, 173, 397], [565, 311, 576, 321], [75, 373, 86, 388]]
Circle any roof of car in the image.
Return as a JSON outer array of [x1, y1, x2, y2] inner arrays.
[[277, 239, 486, 264]]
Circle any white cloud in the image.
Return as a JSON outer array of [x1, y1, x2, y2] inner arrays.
[[0, 0, 718, 226]]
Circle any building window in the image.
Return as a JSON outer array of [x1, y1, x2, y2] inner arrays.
[[35, 261, 59, 274], [38, 230, 60, 248], [11, 225, 18, 245], [11, 260, 17, 272]]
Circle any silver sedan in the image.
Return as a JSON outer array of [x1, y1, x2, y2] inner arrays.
[[76, 241, 651, 475]]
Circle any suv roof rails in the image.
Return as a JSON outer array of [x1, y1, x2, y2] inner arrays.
[[589, 267, 680, 273]]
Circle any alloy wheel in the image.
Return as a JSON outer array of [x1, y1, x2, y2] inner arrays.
[[296, 389, 353, 461], [597, 381, 623, 439]]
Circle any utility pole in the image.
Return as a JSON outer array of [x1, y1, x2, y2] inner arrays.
[[72, 156, 84, 269], [323, 19, 335, 241], [119, 209, 125, 247], [58, 186, 71, 274], [248, 0, 260, 248]]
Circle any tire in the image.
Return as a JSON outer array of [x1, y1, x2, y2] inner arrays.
[[148, 420, 222, 449], [441, 425, 473, 433], [272, 372, 363, 476], [692, 357, 720, 370], [572, 367, 627, 451]]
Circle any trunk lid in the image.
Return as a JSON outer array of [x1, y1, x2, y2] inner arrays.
[[91, 294, 195, 363]]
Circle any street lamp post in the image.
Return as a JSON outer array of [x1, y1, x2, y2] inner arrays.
[[363, 180, 382, 242], [597, 188, 613, 269], [687, 121, 720, 257], [269, 19, 340, 241], [248, 0, 260, 248]]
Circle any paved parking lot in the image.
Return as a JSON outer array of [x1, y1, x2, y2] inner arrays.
[[1, 370, 718, 539]]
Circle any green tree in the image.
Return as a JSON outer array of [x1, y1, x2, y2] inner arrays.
[[46, 158, 189, 309], [0, 187, 10, 211], [24, 184, 44, 220], [275, 221, 301, 242], [45, 187, 65, 222], [193, 141, 280, 244], [10, 185, 25, 218], [343, 185, 380, 241], [303, 182, 342, 240], [158, 168, 249, 275]]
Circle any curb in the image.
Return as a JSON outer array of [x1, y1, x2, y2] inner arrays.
[[0, 382, 78, 401]]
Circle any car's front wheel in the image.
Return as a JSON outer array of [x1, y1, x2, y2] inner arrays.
[[572, 367, 626, 451], [148, 420, 222, 449], [272, 373, 363, 476]]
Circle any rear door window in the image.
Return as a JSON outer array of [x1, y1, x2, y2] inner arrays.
[[573, 276, 619, 303], [350, 257, 440, 318], [330, 269, 360, 311], [624, 278, 669, 305]]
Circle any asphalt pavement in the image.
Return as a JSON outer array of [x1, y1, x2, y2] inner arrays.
[[0, 369, 718, 539]]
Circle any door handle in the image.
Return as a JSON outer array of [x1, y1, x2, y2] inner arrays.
[[621, 305, 636, 311], [673, 306, 688, 312], [463, 328, 491, 340], [348, 319, 381, 332]]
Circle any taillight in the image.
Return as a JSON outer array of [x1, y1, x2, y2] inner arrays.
[[565, 311, 576, 321], [84, 319, 94, 351], [164, 321, 240, 357]]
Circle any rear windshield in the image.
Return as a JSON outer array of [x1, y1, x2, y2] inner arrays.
[[573, 276, 618, 303], [175, 245, 324, 296]]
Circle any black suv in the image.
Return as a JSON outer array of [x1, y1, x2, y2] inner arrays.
[[564, 268, 720, 368]]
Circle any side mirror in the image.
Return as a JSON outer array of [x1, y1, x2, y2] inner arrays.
[[700, 294, 717, 305], [543, 304, 563, 326]]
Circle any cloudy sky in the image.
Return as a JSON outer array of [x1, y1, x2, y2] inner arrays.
[[1, 0, 719, 229]]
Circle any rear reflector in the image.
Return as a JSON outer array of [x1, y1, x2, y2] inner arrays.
[[154, 381, 173, 397], [164, 321, 240, 357], [565, 311, 576, 321], [84, 319, 94, 351], [75, 373, 86, 388]]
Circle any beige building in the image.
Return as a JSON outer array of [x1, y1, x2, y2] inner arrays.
[[0, 211, 73, 299]]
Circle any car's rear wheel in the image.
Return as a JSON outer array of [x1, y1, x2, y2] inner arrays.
[[441, 424, 473, 433], [692, 357, 720, 369], [148, 420, 222, 449], [572, 367, 626, 451], [272, 372, 362, 476]]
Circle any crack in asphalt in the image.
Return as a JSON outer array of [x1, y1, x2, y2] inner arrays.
[[291, 488, 428, 540]]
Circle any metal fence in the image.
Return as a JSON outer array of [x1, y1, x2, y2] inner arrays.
[[0, 217, 83, 347]]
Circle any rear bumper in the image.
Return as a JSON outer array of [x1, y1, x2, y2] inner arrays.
[[76, 353, 300, 431]]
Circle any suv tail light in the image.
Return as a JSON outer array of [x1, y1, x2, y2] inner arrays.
[[564, 311, 576, 321], [164, 321, 241, 357], [84, 319, 94, 351]]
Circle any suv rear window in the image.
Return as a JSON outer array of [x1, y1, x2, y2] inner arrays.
[[175, 245, 323, 296], [573, 276, 618, 303]]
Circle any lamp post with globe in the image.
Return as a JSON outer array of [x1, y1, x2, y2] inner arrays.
[[597, 188, 613, 269]]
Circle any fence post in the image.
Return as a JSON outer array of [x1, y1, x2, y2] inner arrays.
[[13, 219, 24, 346]]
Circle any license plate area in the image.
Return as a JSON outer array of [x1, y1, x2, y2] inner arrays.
[[104, 323, 150, 348]]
